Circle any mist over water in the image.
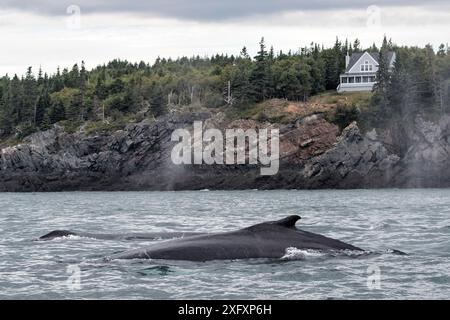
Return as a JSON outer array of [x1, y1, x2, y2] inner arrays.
[[0, 189, 449, 299]]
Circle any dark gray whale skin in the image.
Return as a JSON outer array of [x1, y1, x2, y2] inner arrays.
[[105, 215, 363, 261], [37, 230, 205, 241]]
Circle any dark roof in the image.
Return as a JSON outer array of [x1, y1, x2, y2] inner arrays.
[[345, 51, 395, 72]]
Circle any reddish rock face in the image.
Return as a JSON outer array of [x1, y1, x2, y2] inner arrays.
[[201, 115, 340, 166], [279, 118, 340, 163]]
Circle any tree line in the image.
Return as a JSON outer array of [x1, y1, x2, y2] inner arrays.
[[1, 37, 450, 139]]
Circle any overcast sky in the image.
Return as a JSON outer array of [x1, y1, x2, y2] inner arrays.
[[1, 0, 449, 76]]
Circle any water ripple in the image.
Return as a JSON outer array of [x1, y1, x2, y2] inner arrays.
[[0, 189, 449, 299]]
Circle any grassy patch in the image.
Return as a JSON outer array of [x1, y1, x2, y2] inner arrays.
[[0, 135, 22, 148], [83, 114, 137, 136], [59, 120, 82, 134], [226, 92, 373, 124], [310, 91, 373, 107], [226, 98, 337, 124], [225, 102, 267, 120]]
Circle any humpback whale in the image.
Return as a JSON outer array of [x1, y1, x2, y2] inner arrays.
[[38, 230, 205, 241], [105, 215, 363, 261]]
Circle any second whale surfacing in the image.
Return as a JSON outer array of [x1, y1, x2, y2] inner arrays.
[[38, 230, 205, 241], [105, 215, 364, 262]]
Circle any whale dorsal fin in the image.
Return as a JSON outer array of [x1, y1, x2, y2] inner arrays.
[[245, 215, 301, 232], [270, 215, 301, 228]]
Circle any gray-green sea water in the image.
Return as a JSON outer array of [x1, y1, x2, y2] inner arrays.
[[0, 189, 449, 299]]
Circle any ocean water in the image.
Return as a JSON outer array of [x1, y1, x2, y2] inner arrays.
[[0, 189, 449, 300]]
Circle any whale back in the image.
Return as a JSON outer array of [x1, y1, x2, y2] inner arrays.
[[106, 215, 363, 261], [38, 230, 76, 240]]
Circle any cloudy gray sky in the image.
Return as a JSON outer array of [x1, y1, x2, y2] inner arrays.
[[1, 0, 449, 75]]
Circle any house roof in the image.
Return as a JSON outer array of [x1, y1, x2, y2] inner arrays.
[[345, 51, 395, 72]]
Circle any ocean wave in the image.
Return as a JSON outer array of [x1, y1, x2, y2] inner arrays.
[[280, 247, 368, 261], [280, 247, 327, 261], [367, 222, 394, 230]]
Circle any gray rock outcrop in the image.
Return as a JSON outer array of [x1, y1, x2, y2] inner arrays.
[[1, 113, 450, 191]]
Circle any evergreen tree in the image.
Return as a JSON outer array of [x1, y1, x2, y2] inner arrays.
[[297, 61, 312, 101], [49, 100, 66, 123], [66, 91, 83, 121], [250, 37, 270, 102], [323, 38, 344, 90], [437, 44, 447, 57], [271, 58, 300, 100], [51, 67, 64, 92], [344, 39, 350, 55], [227, 56, 253, 104], [0, 77, 15, 135], [62, 68, 70, 87], [353, 39, 361, 52], [122, 79, 143, 113], [37, 67, 44, 87], [35, 89, 51, 128], [9, 75, 23, 126], [67, 64, 80, 88], [150, 85, 167, 117], [240, 47, 250, 59], [309, 56, 326, 95], [23, 67, 38, 125], [372, 36, 391, 118]]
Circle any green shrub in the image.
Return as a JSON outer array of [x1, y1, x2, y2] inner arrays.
[[15, 124, 37, 140], [59, 120, 82, 134], [329, 102, 360, 130]]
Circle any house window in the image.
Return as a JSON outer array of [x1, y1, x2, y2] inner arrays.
[[361, 60, 372, 72], [369, 76, 376, 82], [363, 76, 369, 83], [356, 77, 361, 83], [342, 77, 348, 83], [348, 77, 355, 83]]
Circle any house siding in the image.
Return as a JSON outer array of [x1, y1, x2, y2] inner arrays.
[[337, 51, 395, 93], [348, 52, 379, 74]]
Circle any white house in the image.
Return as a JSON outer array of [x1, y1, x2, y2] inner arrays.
[[337, 51, 396, 93]]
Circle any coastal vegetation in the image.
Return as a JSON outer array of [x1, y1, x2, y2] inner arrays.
[[0, 36, 449, 143]]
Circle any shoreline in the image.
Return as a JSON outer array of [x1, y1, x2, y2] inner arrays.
[[2, 111, 450, 192]]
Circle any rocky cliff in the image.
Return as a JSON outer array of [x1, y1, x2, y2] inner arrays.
[[1, 112, 450, 191]]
